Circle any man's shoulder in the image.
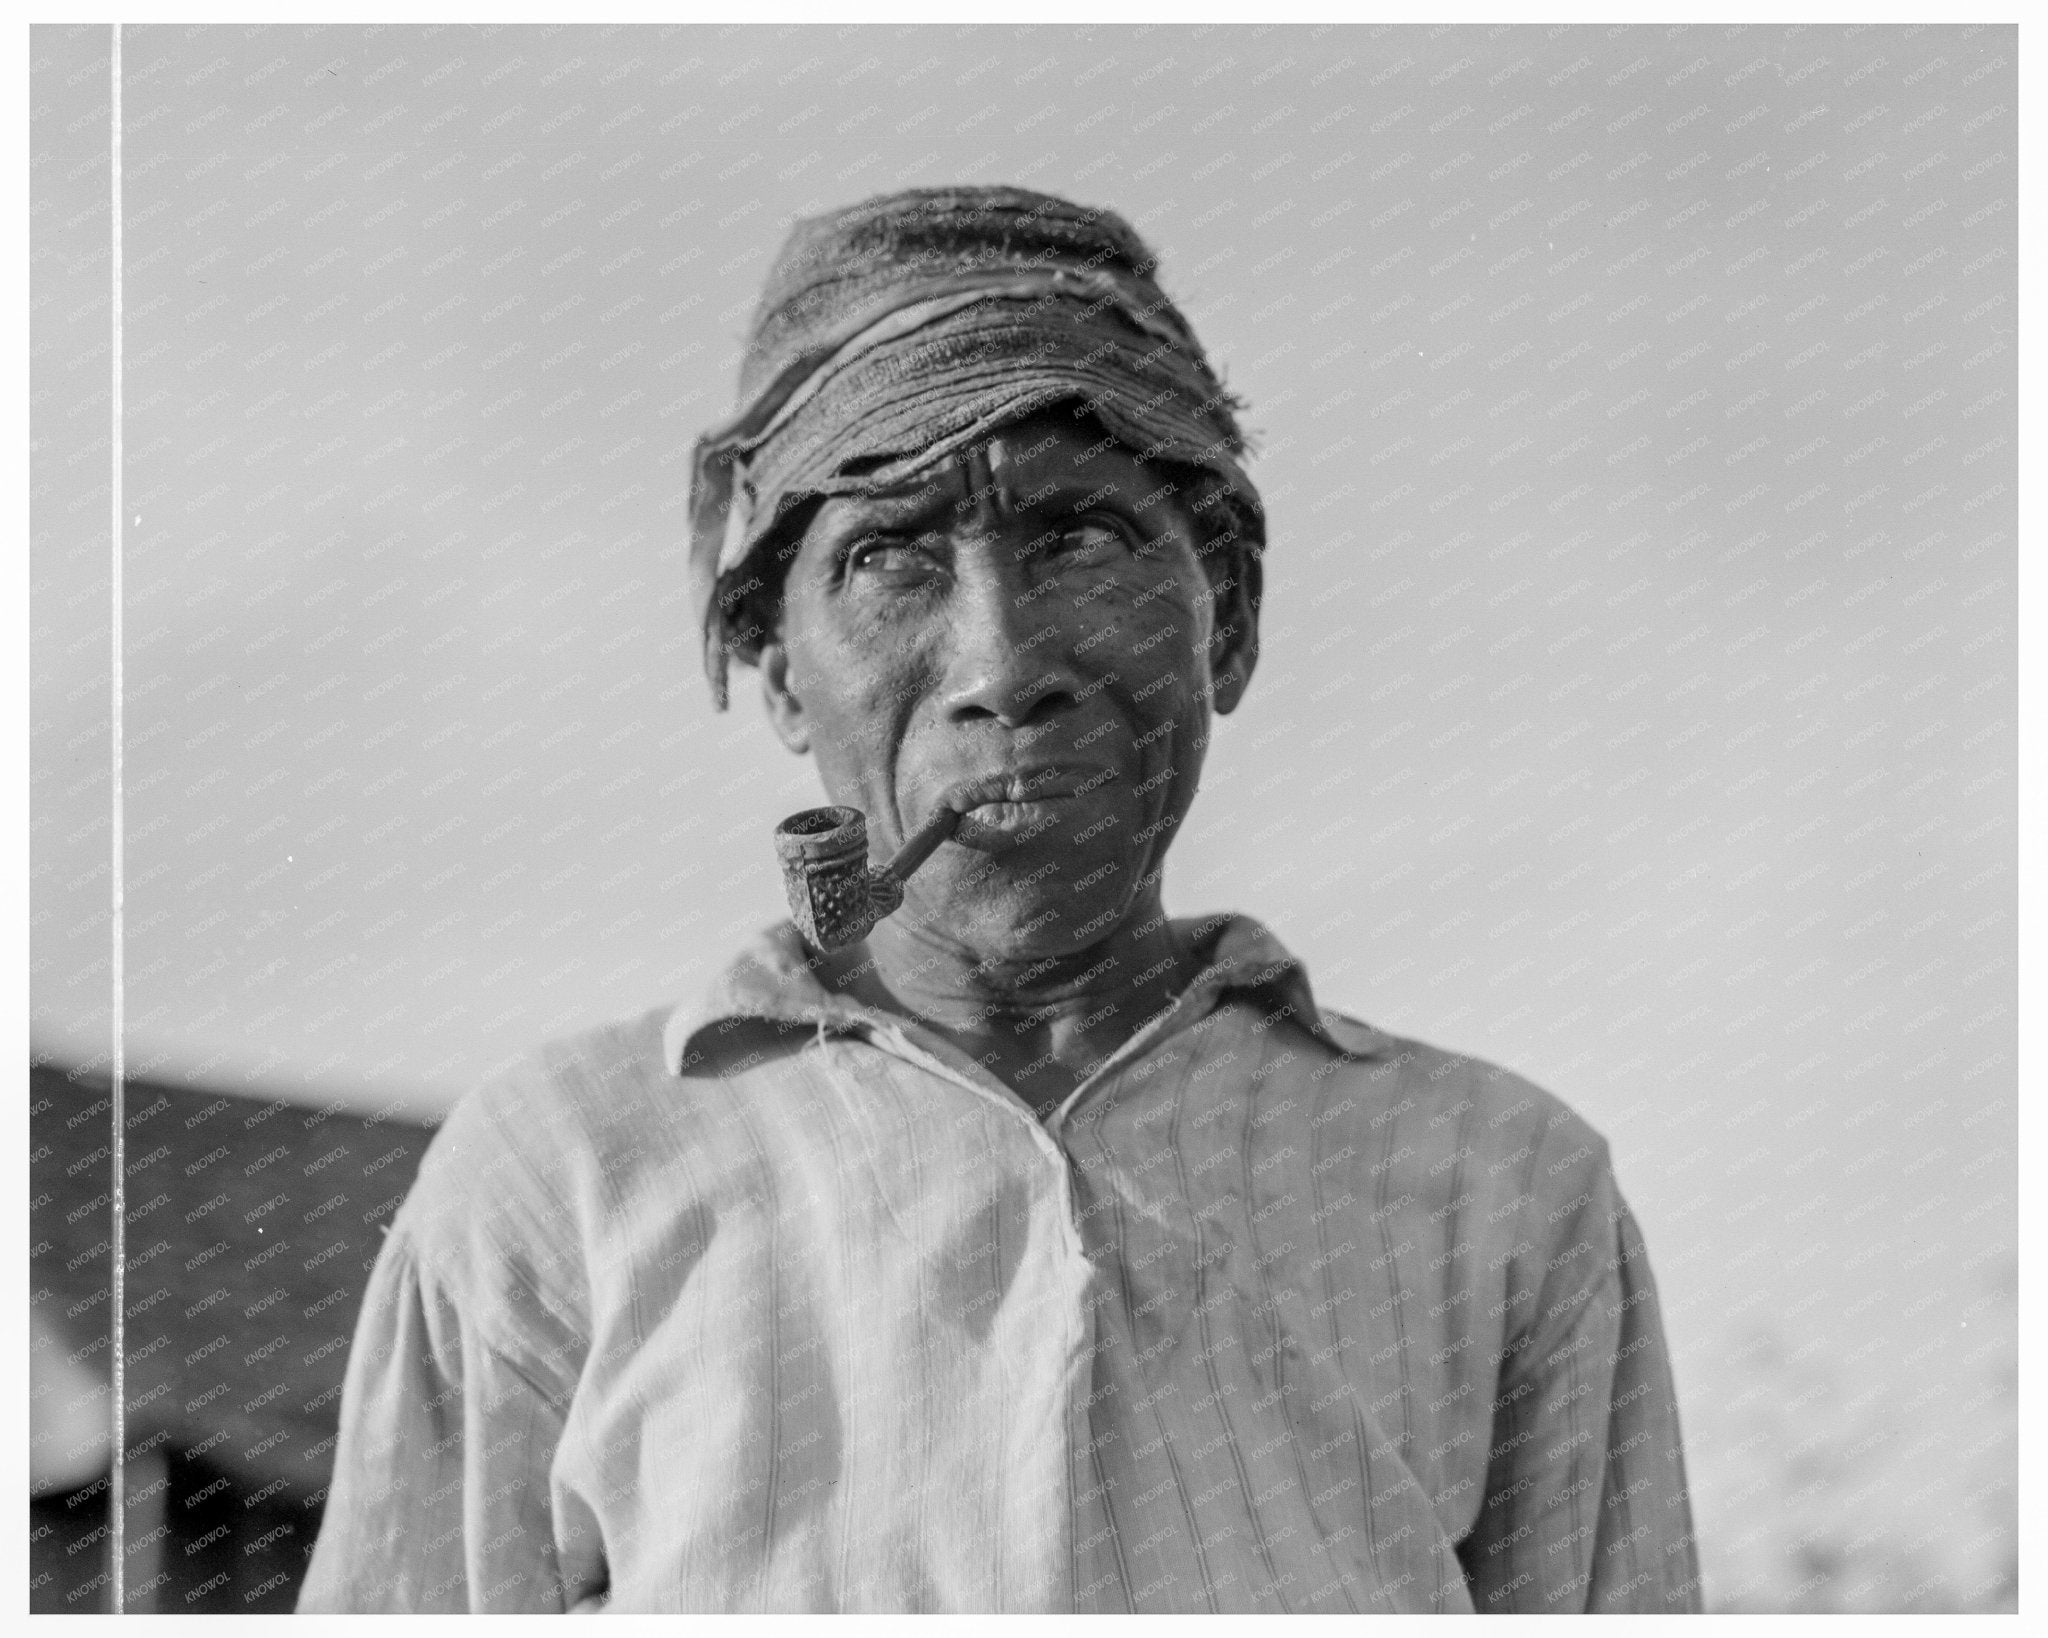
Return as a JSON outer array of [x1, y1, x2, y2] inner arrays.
[[1312, 1017, 1615, 1184], [400, 1003, 679, 1253], [1210, 915, 1613, 1177], [1305, 1025, 1631, 1296]]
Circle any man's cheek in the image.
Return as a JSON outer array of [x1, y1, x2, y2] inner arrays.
[[829, 669, 918, 752], [1123, 671, 1202, 753]]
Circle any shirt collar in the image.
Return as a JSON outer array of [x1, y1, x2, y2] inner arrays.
[[662, 912, 1392, 1076]]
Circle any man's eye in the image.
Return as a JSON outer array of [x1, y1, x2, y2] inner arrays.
[[1057, 519, 1129, 559], [846, 537, 931, 576]]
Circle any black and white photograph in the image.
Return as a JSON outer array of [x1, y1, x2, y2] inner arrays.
[[28, 18, 2019, 1616]]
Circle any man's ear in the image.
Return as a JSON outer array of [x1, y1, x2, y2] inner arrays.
[[757, 639, 811, 754], [1207, 549, 1261, 716]]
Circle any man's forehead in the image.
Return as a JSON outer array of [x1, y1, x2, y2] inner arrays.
[[848, 415, 1158, 515], [983, 414, 1078, 469]]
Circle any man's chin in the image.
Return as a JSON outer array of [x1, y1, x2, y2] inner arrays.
[[907, 875, 1134, 965]]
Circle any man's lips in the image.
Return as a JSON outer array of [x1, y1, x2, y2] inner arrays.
[[933, 765, 1117, 842], [940, 765, 1102, 810]]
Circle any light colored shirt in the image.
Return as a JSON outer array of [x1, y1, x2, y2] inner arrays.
[[299, 913, 1700, 1612]]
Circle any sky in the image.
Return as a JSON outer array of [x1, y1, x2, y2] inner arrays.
[[31, 22, 2016, 1605]]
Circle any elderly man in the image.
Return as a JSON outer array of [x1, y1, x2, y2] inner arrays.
[[301, 186, 1700, 1613]]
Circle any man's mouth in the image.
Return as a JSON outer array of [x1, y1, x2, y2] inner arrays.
[[936, 765, 1113, 843], [942, 765, 1098, 808]]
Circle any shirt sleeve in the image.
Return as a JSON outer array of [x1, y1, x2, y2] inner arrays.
[[295, 1223, 596, 1611], [1455, 1132, 1703, 1612]]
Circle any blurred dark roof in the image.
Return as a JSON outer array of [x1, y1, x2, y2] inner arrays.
[[31, 1062, 436, 1501]]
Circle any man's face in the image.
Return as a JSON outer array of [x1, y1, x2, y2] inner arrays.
[[757, 407, 1259, 964]]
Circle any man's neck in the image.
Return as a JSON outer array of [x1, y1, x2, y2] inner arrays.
[[824, 895, 1198, 1116]]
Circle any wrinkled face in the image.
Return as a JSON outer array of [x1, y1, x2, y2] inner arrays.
[[757, 407, 1259, 963]]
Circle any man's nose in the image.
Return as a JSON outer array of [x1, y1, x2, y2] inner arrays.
[[938, 548, 1082, 729]]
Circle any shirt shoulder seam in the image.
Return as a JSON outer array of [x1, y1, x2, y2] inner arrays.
[[387, 1173, 591, 1401]]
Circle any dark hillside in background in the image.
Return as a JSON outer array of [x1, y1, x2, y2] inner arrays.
[[29, 1064, 433, 1611]]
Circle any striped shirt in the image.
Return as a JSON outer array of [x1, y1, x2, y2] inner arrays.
[[299, 913, 1700, 1612]]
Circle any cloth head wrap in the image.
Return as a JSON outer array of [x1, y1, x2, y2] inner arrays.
[[688, 185, 1265, 708]]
